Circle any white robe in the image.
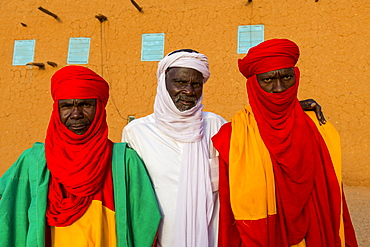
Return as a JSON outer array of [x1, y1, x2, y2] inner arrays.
[[122, 112, 227, 247]]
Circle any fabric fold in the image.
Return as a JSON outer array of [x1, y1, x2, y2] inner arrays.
[[154, 51, 214, 246], [45, 65, 113, 226]]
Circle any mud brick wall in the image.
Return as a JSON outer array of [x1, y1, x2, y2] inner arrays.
[[1, 0, 369, 185]]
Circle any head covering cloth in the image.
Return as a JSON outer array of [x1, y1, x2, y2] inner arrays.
[[45, 65, 113, 226], [154, 51, 213, 247], [238, 39, 299, 79], [154, 51, 210, 142], [237, 39, 342, 245]]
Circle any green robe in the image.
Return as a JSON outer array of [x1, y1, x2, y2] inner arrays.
[[0, 142, 161, 247]]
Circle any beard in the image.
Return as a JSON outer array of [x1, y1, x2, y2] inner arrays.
[[173, 94, 198, 111]]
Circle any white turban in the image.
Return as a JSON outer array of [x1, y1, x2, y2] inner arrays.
[[156, 51, 210, 82], [154, 51, 214, 247], [154, 51, 210, 142]]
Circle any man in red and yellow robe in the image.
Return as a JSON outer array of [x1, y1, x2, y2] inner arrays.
[[212, 39, 357, 247]]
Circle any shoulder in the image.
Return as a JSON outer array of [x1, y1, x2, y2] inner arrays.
[[202, 111, 227, 125], [124, 144, 140, 157], [1, 142, 46, 181], [113, 142, 141, 160], [121, 114, 158, 144], [305, 112, 339, 134], [305, 111, 341, 146], [202, 112, 228, 137], [212, 121, 231, 143], [122, 114, 154, 132], [112, 143, 147, 176], [17, 142, 45, 163], [210, 122, 232, 164], [30, 142, 45, 153]]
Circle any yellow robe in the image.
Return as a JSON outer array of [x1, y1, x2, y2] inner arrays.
[[229, 106, 344, 246]]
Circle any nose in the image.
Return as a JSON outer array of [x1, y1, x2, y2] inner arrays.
[[183, 83, 195, 95], [272, 79, 286, 93], [70, 106, 84, 120]]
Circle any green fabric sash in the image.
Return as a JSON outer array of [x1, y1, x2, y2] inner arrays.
[[0, 142, 48, 247], [113, 142, 161, 247], [0, 142, 160, 247]]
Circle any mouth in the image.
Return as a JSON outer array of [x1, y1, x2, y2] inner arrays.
[[174, 99, 197, 111], [69, 124, 88, 130], [67, 124, 91, 134], [173, 95, 198, 111], [178, 99, 195, 106]]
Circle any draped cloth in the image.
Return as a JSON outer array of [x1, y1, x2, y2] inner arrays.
[[238, 38, 299, 78], [154, 51, 213, 246], [45, 65, 113, 227], [234, 39, 344, 246]]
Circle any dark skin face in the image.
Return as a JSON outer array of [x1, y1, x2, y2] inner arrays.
[[256, 68, 295, 93], [165, 67, 204, 111], [256, 67, 327, 125], [58, 99, 96, 135]]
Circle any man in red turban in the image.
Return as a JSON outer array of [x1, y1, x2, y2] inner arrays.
[[0, 65, 161, 246], [212, 39, 358, 247]]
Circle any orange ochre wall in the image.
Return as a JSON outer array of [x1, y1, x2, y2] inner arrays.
[[0, 0, 369, 186]]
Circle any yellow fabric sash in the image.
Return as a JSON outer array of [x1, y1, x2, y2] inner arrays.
[[230, 107, 344, 246], [51, 200, 116, 247], [230, 106, 276, 220]]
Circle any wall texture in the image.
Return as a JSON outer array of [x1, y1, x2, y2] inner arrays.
[[0, 0, 369, 186]]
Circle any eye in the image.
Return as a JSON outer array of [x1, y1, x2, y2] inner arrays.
[[192, 82, 202, 88], [175, 80, 187, 84], [283, 75, 292, 80], [262, 78, 273, 83], [60, 103, 72, 108]]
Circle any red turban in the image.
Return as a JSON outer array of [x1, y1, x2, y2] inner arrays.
[[45, 65, 113, 227], [51, 65, 109, 105], [238, 38, 300, 78], [238, 39, 342, 245]]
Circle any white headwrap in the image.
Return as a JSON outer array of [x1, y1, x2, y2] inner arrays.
[[154, 51, 213, 247]]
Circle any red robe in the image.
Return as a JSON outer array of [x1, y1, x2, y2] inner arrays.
[[212, 111, 357, 247]]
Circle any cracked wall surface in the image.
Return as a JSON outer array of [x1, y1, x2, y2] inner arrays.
[[0, 0, 369, 186]]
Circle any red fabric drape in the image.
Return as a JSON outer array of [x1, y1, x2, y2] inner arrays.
[[45, 66, 113, 227], [236, 39, 347, 246], [212, 123, 243, 247], [247, 68, 342, 246], [238, 39, 299, 79], [213, 122, 358, 247]]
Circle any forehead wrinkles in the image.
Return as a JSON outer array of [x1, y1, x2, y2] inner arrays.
[[169, 68, 203, 80], [58, 99, 96, 104], [261, 68, 294, 76]]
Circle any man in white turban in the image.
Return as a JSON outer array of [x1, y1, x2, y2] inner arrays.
[[121, 48, 326, 247], [122, 49, 227, 247]]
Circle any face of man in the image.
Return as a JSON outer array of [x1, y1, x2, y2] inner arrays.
[[59, 99, 96, 135], [256, 68, 295, 93], [165, 67, 204, 111]]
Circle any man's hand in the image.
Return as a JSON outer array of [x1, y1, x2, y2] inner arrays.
[[299, 99, 327, 125]]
